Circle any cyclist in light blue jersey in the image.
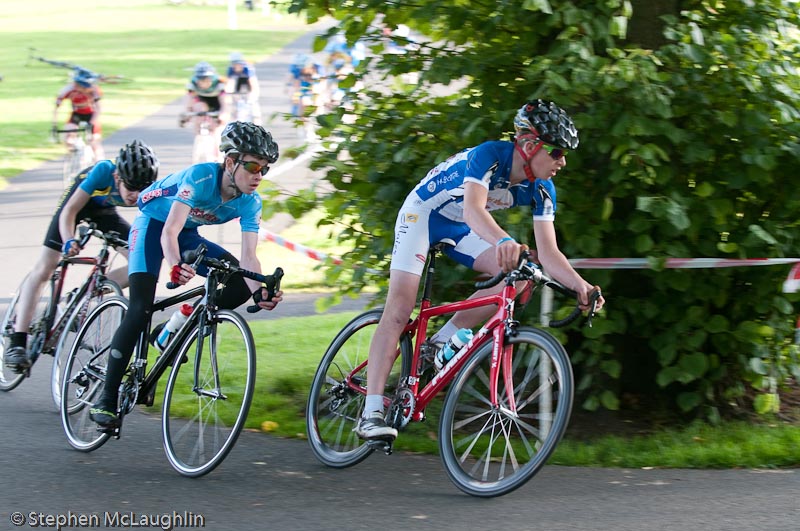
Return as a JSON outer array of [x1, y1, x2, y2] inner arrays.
[[5, 140, 159, 373], [89, 122, 284, 429], [356, 100, 606, 441]]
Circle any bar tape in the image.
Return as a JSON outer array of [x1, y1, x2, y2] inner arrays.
[[259, 228, 800, 290]]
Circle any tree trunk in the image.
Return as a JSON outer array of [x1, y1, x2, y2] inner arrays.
[[627, 0, 680, 49]]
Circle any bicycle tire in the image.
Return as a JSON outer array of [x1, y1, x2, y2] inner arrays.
[[438, 326, 574, 497], [62, 149, 82, 188], [60, 296, 128, 452], [0, 290, 25, 392], [306, 309, 412, 468], [51, 279, 123, 410], [162, 309, 256, 477]]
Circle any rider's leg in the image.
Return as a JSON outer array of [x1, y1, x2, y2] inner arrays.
[[357, 269, 420, 440], [90, 273, 157, 427], [434, 247, 503, 334], [5, 247, 61, 369]]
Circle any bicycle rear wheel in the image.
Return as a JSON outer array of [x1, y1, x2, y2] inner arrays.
[[0, 290, 25, 391], [306, 309, 412, 468], [60, 297, 127, 451], [438, 327, 574, 497], [51, 279, 123, 410], [162, 309, 256, 477]]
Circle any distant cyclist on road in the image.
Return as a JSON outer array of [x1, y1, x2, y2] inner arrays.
[[89, 122, 284, 429], [180, 61, 228, 161], [226, 52, 262, 125], [4, 140, 159, 373], [355, 100, 605, 441], [53, 67, 106, 162]]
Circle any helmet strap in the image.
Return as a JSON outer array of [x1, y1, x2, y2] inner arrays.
[[514, 133, 543, 182], [224, 158, 244, 199]]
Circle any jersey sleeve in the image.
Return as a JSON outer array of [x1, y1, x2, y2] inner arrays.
[[532, 179, 557, 222], [463, 143, 502, 188], [78, 161, 114, 195], [239, 194, 262, 233]]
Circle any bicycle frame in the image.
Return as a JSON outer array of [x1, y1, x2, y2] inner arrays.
[[30, 239, 115, 362], [128, 285, 206, 407], [346, 247, 531, 422]]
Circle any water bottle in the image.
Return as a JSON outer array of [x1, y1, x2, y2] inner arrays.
[[156, 304, 193, 352], [435, 328, 474, 372]]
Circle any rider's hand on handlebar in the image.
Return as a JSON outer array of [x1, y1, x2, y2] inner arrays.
[[251, 288, 283, 311], [576, 284, 604, 314], [62, 238, 81, 257], [170, 263, 196, 286], [495, 238, 521, 273]]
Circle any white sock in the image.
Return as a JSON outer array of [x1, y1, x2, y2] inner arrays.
[[364, 395, 384, 417], [430, 321, 458, 345]]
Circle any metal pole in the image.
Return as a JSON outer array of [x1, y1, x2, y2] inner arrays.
[[540, 286, 553, 438], [227, 0, 237, 30]]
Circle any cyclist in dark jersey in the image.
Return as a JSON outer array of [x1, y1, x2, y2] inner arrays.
[[355, 100, 606, 441], [88, 122, 284, 429], [4, 140, 159, 373]]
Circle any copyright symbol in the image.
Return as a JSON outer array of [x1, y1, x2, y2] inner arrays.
[[10, 512, 25, 526]]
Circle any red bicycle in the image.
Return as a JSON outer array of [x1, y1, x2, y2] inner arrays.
[[306, 241, 601, 497], [0, 223, 126, 408]]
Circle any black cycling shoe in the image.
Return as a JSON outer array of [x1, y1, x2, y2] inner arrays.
[[89, 400, 120, 429], [4, 346, 31, 373]]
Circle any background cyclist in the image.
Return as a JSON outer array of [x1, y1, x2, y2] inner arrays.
[[180, 61, 228, 161], [355, 100, 606, 441], [4, 140, 159, 373], [89, 121, 284, 429], [52, 67, 106, 162], [226, 51, 262, 125]]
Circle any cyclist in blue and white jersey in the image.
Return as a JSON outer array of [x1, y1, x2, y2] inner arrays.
[[226, 52, 262, 125], [89, 122, 284, 429], [355, 100, 606, 441], [4, 140, 159, 373]]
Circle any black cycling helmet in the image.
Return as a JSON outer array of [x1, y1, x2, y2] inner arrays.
[[219, 121, 279, 163], [513, 99, 579, 150], [116, 140, 159, 191]]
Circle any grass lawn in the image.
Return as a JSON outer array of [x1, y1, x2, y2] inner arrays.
[[237, 310, 800, 469], [0, 0, 308, 184]]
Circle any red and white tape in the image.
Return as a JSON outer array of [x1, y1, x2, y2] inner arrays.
[[259, 228, 342, 265], [259, 228, 800, 291]]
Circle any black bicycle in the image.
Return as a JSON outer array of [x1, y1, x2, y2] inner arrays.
[[60, 244, 283, 477]]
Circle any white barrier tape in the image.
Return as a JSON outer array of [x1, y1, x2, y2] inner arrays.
[[259, 228, 342, 265], [569, 257, 800, 269], [258, 229, 800, 290]]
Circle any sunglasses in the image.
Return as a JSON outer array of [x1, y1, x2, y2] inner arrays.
[[540, 143, 568, 160], [238, 159, 270, 176]]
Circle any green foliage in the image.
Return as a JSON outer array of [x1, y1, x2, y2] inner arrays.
[[277, 0, 800, 418]]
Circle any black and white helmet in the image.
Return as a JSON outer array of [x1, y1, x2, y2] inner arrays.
[[219, 121, 279, 163], [513, 99, 579, 150], [116, 140, 159, 191]]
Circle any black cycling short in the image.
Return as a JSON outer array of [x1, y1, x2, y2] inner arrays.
[[43, 179, 131, 252]]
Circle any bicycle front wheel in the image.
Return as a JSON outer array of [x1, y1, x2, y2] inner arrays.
[[0, 290, 25, 391], [162, 309, 256, 477], [306, 309, 412, 468], [60, 296, 128, 451], [439, 327, 574, 497], [51, 279, 123, 410]]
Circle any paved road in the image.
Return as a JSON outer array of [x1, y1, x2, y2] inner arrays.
[[1, 25, 798, 531]]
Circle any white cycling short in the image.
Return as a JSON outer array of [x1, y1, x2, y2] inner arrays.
[[390, 196, 492, 276]]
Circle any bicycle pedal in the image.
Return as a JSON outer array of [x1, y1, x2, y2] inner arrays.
[[367, 438, 394, 455]]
